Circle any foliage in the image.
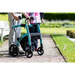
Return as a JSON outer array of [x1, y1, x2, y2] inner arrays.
[[44, 13, 75, 21], [0, 14, 9, 23], [67, 30, 75, 38], [40, 20, 75, 28]]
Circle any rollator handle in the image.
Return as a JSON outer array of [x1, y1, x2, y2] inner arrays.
[[18, 16, 22, 20], [30, 17, 34, 20], [26, 17, 34, 20], [25, 17, 34, 24]]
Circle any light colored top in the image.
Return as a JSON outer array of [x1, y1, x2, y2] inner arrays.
[[26, 12, 41, 24]]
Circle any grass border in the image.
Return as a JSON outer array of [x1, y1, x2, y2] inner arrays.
[[50, 34, 67, 62]]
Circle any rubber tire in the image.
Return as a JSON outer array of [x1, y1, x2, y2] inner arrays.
[[9, 44, 19, 57], [25, 50, 33, 58], [37, 47, 44, 55]]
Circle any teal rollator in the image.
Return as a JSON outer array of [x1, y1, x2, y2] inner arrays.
[[9, 17, 44, 58]]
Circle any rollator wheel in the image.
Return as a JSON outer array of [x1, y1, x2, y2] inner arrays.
[[37, 47, 44, 55], [9, 44, 19, 57], [25, 50, 33, 58]]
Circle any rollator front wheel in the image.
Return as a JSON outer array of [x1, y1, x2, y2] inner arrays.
[[37, 47, 44, 55], [9, 44, 19, 57], [25, 50, 33, 58]]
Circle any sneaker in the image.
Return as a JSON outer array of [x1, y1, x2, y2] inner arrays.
[[35, 48, 38, 51], [19, 51, 24, 54]]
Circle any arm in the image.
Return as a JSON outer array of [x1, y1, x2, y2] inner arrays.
[[11, 13, 20, 21], [40, 13, 44, 23], [40, 13, 44, 20], [22, 12, 30, 18], [22, 12, 30, 25]]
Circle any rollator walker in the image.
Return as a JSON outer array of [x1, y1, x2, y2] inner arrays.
[[9, 17, 44, 58]]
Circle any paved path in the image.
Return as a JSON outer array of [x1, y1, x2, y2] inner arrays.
[[0, 34, 65, 62]]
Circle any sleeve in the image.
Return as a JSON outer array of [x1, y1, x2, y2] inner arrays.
[[40, 12, 44, 20]]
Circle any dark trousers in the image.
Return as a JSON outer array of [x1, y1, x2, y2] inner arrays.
[[29, 25, 39, 48]]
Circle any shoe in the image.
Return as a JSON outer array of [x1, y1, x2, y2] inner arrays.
[[19, 51, 24, 54]]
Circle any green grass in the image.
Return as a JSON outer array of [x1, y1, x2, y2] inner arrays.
[[51, 34, 75, 62], [21, 27, 75, 34], [40, 28, 75, 34]]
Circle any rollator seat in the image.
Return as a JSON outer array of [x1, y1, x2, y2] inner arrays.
[[30, 33, 41, 37]]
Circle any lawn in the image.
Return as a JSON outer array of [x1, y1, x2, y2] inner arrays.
[[21, 27, 75, 34], [51, 34, 75, 62]]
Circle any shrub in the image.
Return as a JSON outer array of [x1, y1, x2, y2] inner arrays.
[[70, 31, 73, 38], [67, 30, 75, 38], [44, 13, 75, 21], [67, 30, 71, 36], [73, 32, 75, 38]]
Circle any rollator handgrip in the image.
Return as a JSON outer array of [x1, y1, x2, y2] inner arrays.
[[18, 16, 22, 20], [26, 17, 34, 20], [30, 17, 34, 20]]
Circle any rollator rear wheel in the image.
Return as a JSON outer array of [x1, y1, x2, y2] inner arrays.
[[25, 50, 33, 58], [9, 44, 19, 57], [37, 47, 44, 55]]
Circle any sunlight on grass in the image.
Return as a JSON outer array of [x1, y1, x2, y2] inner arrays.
[[21, 27, 75, 34], [51, 34, 75, 62], [41, 28, 75, 34]]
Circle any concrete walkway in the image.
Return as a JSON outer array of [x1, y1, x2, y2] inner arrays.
[[0, 34, 65, 62]]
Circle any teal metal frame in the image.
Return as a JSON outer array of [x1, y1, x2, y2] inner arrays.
[[13, 23, 43, 48]]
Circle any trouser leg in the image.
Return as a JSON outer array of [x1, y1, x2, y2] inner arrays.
[[9, 20, 21, 47], [34, 25, 38, 48]]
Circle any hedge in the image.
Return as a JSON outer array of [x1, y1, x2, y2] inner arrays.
[[67, 30, 75, 38], [44, 13, 75, 21]]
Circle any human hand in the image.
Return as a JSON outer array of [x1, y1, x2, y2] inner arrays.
[[14, 15, 20, 21], [41, 19, 44, 24], [11, 13, 20, 21]]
